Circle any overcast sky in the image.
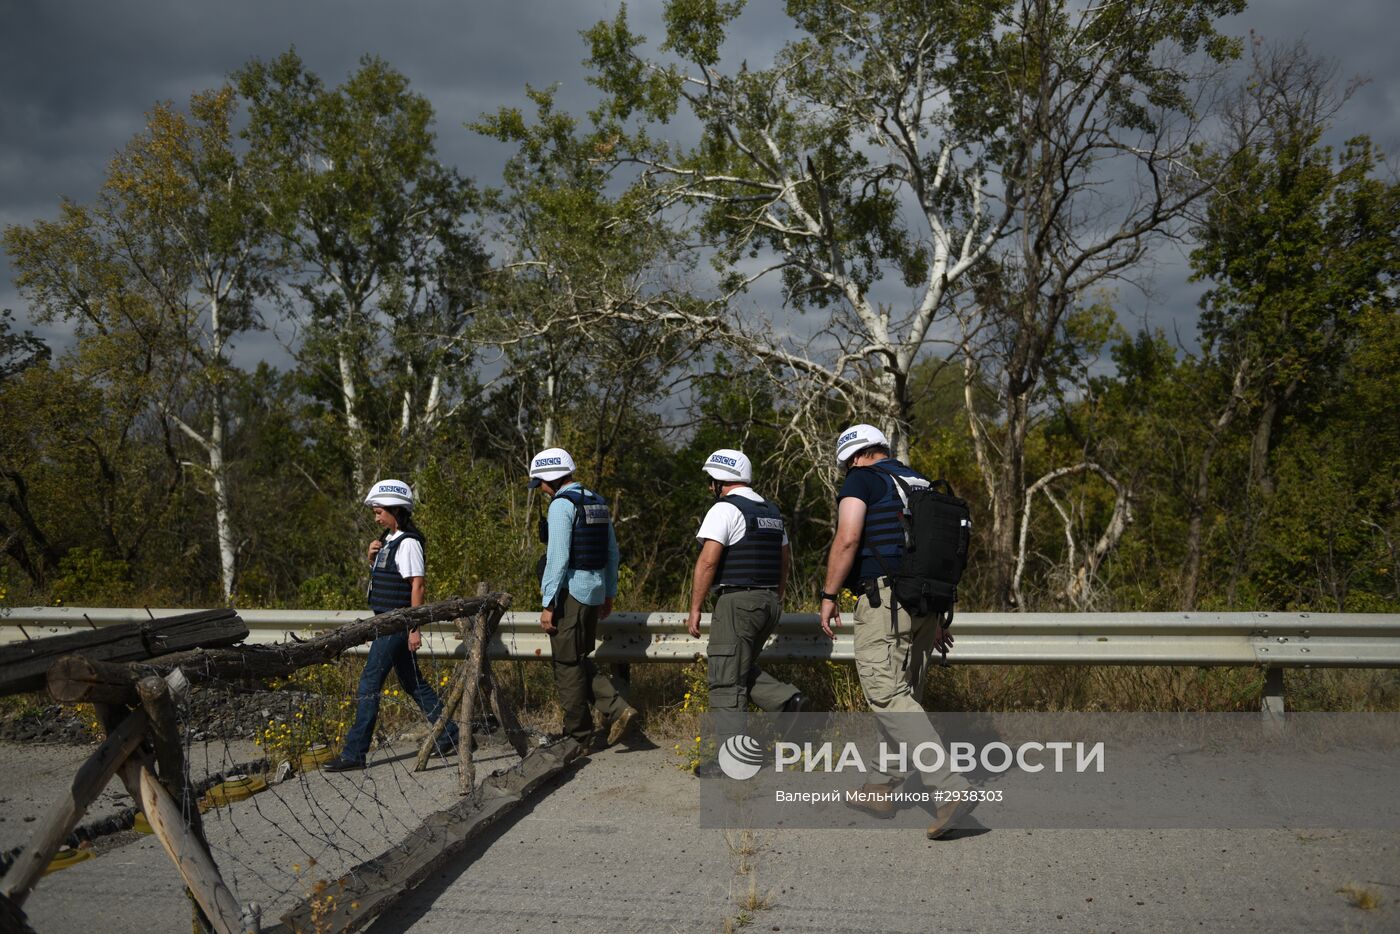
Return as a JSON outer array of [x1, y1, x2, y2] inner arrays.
[[2, 0, 1396, 368]]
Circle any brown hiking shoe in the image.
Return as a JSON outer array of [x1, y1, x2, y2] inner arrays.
[[606, 706, 641, 745], [926, 798, 977, 839], [843, 780, 902, 819]]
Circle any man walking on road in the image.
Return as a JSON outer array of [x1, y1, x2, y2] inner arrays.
[[686, 449, 803, 777], [529, 447, 640, 749], [816, 424, 972, 837]]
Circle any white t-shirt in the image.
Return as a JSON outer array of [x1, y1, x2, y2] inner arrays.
[[695, 487, 789, 547], [379, 530, 425, 579]]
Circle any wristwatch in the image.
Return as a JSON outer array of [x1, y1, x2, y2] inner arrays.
[[819, 590, 840, 604]]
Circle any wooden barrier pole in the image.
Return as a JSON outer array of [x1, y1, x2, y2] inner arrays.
[[137, 673, 215, 932], [47, 596, 506, 705], [0, 707, 148, 904], [117, 753, 243, 934], [454, 613, 489, 794], [411, 617, 471, 773], [137, 676, 188, 804], [0, 608, 247, 698]]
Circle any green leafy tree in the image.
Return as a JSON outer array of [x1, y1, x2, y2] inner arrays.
[[236, 50, 483, 492], [956, 0, 1243, 607], [0, 309, 48, 383], [474, 85, 697, 480], [99, 87, 278, 600], [1189, 40, 1400, 603]]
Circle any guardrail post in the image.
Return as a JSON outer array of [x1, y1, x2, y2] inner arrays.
[[1261, 666, 1285, 719]]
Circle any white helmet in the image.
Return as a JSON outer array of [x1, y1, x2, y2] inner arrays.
[[835, 423, 890, 464], [364, 478, 414, 510], [702, 448, 752, 484], [527, 447, 576, 488]]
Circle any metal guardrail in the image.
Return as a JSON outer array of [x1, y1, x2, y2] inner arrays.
[[3, 606, 1399, 669]]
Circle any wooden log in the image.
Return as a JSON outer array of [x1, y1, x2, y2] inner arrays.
[[117, 753, 243, 934], [47, 655, 145, 705], [453, 611, 493, 794], [0, 608, 247, 697], [137, 675, 201, 822], [272, 739, 581, 934], [0, 707, 148, 904], [47, 595, 507, 705], [135, 677, 215, 934], [411, 618, 472, 773], [414, 588, 523, 770]]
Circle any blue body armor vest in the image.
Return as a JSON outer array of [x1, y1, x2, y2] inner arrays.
[[713, 494, 785, 589], [854, 460, 931, 583], [551, 488, 611, 571], [368, 531, 424, 614]]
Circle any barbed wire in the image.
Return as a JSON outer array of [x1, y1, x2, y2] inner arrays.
[[158, 637, 523, 918]]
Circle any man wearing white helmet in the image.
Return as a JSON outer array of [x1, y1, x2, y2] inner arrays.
[[528, 448, 639, 748], [326, 479, 461, 772], [817, 425, 971, 836], [687, 450, 803, 776]]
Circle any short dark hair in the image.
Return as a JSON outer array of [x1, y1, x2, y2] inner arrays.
[[852, 443, 891, 462]]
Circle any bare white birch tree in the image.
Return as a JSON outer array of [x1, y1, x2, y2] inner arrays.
[[579, 0, 1013, 462]]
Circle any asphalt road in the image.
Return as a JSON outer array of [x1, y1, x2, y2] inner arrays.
[[9, 738, 1398, 933]]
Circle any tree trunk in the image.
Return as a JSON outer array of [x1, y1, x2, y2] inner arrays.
[[338, 339, 367, 492], [1, 472, 60, 581], [992, 390, 1030, 609], [875, 367, 912, 463], [1249, 391, 1279, 499], [208, 389, 236, 603], [206, 295, 237, 603], [542, 370, 557, 449]]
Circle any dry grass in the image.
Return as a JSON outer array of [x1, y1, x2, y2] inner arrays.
[[1337, 883, 1382, 911], [737, 873, 774, 913], [496, 660, 1400, 731], [724, 827, 768, 876], [721, 828, 775, 931]]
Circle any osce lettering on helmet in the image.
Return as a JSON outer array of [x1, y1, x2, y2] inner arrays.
[[534, 457, 564, 468], [377, 484, 410, 496], [708, 454, 739, 468], [757, 517, 784, 532], [838, 430, 859, 446]]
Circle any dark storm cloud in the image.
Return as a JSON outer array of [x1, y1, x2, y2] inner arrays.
[[1, 0, 1396, 361]]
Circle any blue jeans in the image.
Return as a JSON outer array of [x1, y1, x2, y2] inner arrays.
[[339, 631, 458, 763]]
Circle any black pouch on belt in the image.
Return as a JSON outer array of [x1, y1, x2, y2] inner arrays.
[[863, 579, 882, 608]]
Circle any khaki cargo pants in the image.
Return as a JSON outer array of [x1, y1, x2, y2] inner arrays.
[[853, 580, 968, 791], [551, 592, 631, 741], [706, 589, 798, 712]]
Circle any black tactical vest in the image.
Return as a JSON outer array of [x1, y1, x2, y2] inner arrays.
[[713, 494, 784, 589], [368, 531, 424, 614], [550, 487, 611, 571]]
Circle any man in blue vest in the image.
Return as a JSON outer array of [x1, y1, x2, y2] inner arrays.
[[529, 447, 639, 747], [817, 425, 972, 837], [686, 449, 803, 777]]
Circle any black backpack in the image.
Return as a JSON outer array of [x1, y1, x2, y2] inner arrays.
[[868, 463, 971, 622]]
